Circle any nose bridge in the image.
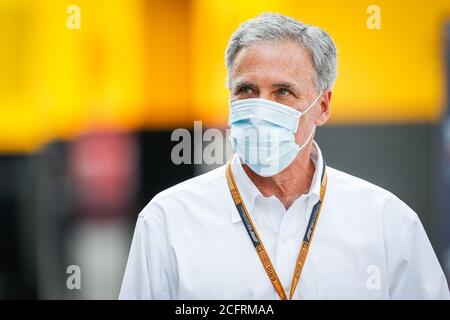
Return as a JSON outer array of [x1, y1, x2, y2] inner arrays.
[[258, 87, 272, 101]]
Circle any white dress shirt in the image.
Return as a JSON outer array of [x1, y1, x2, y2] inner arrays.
[[119, 141, 450, 299]]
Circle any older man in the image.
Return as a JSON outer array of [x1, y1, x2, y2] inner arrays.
[[119, 13, 449, 299]]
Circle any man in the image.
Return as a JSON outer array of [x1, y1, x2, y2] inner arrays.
[[119, 13, 449, 299]]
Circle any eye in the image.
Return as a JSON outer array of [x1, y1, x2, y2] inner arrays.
[[236, 85, 254, 94], [276, 88, 291, 96]]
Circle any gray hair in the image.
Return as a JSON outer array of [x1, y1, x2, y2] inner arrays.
[[225, 13, 338, 92]]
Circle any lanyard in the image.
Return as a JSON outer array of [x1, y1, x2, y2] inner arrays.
[[225, 158, 328, 300]]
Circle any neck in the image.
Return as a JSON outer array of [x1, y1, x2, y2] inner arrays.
[[242, 143, 316, 210]]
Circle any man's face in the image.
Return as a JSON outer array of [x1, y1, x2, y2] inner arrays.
[[229, 40, 331, 146]]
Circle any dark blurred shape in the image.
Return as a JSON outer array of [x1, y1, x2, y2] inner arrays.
[[137, 130, 196, 211], [34, 142, 72, 299], [0, 155, 37, 299], [441, 22, 450, 281]]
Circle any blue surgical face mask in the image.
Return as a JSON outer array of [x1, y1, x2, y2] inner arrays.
[[228, 94, 321, 177]]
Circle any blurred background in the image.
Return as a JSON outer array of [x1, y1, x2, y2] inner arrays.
[[1, 0, 450, 299]]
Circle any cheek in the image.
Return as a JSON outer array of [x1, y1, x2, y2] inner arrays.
[[294, 114, 316, 144], [275, 94, 298, 105]]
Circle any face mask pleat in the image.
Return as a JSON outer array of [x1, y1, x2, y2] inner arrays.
[[229, 99, 301, 133], [229, 126, 294, 144]]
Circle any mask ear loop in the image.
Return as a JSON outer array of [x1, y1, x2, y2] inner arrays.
[[298, 125, 316, 151], [302, 92, 323, 115], [297, 92, 322, 150]]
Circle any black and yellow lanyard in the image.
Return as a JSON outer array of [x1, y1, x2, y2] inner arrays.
[[225, 159, 328, 300]]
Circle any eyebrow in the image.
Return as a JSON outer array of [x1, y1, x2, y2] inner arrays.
[[233, 80, 301, 95], [234, 81, 256, 89], [234, 81, 298, 89], [272, 81, 298, 89]]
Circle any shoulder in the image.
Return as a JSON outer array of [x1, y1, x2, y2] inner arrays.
[[326, 166, 419, 223], [327, 166, 392, 195]]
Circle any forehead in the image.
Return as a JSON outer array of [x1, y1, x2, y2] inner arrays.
[[231, 40, 315, 88]]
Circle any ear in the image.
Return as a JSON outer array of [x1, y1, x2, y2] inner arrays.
[[316, 89, 332, 126]]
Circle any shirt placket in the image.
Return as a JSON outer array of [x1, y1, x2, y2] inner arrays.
[[274, 198, 308, 299]]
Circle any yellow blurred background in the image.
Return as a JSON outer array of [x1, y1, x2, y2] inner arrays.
[[1, 0, 450, 153]]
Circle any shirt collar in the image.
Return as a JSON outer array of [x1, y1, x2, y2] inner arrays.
[[228, 140, 324, 223]]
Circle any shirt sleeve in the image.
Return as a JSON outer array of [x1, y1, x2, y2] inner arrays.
[[384, 195, 450, 299], [118, 202, 175, 299]]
